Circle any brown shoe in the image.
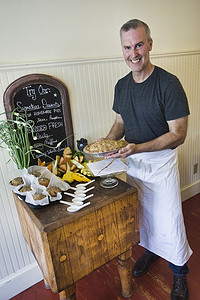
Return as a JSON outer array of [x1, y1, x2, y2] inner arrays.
[[171, 276, 189, 300], [132, 251, 159, 277]]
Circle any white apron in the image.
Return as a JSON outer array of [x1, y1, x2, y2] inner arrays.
[[126, 149, 193, 266]]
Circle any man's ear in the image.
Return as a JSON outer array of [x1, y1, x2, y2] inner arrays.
[[149, 38, 153, 51]]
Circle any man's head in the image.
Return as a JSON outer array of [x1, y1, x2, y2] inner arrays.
[[120, 19, 153, 81]]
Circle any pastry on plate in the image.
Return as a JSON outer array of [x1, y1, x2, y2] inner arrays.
[[30, 171, 41, 177], [84, 139, 128, 154], [47, 186, 62, 197], [19, 185, 32, 192], [33, 193, 46, 201], [38, 177, 50, 187], [10, 177, 24, 186]]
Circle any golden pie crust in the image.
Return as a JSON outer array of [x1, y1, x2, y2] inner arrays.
[[84, 139, 128, 154]]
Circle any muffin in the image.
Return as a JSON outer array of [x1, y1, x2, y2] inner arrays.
[[33, 193, 46, 201], [38, 177, 50, 187], [10, 177, 24, 186], [47, 186, 62, 197], [30, 171, 41, 178], [19, 185, 32, 192]]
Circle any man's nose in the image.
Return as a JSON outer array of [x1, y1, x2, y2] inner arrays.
[[131, 48, 138, 57]]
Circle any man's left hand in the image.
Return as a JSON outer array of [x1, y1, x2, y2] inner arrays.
[[105, 143, 136, 159]]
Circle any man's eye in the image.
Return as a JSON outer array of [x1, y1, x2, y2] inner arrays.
[[124, 46, 131, 50], [136, 43, 143, 49]]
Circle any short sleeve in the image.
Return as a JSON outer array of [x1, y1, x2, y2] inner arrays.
[[164, 77, 190, 121]]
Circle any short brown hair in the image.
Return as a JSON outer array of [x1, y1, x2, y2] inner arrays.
[[120, 19, 151, 42]]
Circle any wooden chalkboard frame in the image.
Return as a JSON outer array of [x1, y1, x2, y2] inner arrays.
[[3, 73, 74, 163]]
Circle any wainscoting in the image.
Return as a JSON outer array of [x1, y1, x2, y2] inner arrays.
[[0, 51, 200, 299]]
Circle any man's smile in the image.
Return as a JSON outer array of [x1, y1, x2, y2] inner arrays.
[[130, 58, 141, 64]]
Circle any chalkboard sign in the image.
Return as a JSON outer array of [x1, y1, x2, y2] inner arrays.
[[3, 74, 74, 165]]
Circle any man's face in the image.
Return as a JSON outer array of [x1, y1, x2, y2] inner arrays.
[[121, 27, 153, 76]]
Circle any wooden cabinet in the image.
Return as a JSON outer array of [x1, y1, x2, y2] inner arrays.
[[14, 178, 139, 300]]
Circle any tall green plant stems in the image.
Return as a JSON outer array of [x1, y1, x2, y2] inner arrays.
[[0, 108, 36, 169]]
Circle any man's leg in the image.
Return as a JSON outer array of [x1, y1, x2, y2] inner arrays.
[[133, 251, 189, 300], [169, 262, 189, 300], [132, 249, 159, 277]]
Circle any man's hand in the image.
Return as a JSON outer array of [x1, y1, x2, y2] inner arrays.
[[105, 143, 136, 159]]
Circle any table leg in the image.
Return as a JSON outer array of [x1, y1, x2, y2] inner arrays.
[[43, 278, 51, 289], [59, 284, 76, 300], [117, 248, 133, 298]]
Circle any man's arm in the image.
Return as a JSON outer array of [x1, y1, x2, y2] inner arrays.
[[106, 116, 188, 158], [105, 113, 125, 140]]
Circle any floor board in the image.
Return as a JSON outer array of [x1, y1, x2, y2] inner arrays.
[[11, 193, 200, 300]]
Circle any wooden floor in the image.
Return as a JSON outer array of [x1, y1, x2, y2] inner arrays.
[[11, 193, 200, 300]]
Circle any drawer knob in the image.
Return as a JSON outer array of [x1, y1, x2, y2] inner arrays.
[[98, 233, 104, 240], [59, 255, 67, 262]]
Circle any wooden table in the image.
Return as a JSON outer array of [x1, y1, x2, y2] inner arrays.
[[14, 177, 139, 300]]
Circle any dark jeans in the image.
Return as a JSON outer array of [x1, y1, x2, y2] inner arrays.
[[146, 249, 189, 277]]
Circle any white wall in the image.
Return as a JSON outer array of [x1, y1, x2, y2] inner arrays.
[[0, 0, 200, 64]]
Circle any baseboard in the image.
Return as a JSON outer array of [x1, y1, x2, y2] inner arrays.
[[0, 262, 43, 300], [181, 179, 200, 202]]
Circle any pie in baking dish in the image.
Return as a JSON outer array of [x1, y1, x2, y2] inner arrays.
[[84, 139, 128, 154]]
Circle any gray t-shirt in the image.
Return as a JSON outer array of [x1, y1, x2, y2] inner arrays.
[[113, 66, 190, 144]]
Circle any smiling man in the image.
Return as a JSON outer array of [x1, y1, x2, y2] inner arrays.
[[105, 19, 192, 300], [121, 24, 153, 83]]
